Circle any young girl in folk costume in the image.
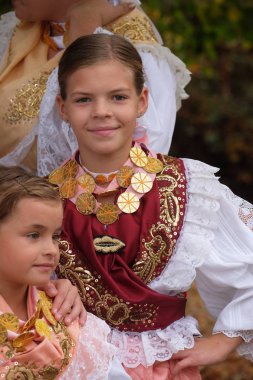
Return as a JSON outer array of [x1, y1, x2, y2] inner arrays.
[[0, 166, 131, 379], [49, 34, 253, 379], [0, 0, 190, 175]]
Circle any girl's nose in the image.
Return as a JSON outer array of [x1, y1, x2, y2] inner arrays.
[[92, 99, 112, 117]]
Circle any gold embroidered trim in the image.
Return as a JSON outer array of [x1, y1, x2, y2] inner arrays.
[[132, 156, 186, 284], [57, 241, 158, 331], [4, 71, 51, 125], [106, 11, 159, 44]]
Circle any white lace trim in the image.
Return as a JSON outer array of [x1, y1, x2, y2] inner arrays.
[[37, 68, 78, 176], [218, 330, 253, 362], [110, 316, 200, 368], [0, 12, 17, 62], [222, 186, 253, 231], [59, 314, 116, 380]]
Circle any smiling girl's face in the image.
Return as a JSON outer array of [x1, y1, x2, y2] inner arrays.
[[57, 59, 148, 169]]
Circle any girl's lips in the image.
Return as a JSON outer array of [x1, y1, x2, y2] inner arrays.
[[89, 127, 119, 137]]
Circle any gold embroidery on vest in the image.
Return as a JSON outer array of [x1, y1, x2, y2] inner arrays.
[[106, 12, 159, 44], [58, 240, 158, 331], [132, 156, 186, 284], [4, 71, 51, 125]]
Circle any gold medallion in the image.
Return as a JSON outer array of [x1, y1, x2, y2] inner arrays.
[[117, 192, 140, 213], [63, 159, 79, 178], [35, 319, 51, 339], [76, 193, 96, 215], [144, 157, 164, 174], [59, 178, 77, 199], [0, 313, 19, 332], [21, 315, 36, 333], [116, 166, 134, 188], [131, 172, 153, 193], [0, 323, 7, 344], [38, 290, 52, 308], [41, 305, 57, 327], [96, 203, 119, 225], [12, 332, 35, 348], [130, 146, 148, 167], [94, 236, 125, 253], [48, 167, 65, 185], [77, 174, 96, 193]]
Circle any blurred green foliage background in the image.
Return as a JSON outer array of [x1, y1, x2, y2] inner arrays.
[[1, 0, 252, 200]]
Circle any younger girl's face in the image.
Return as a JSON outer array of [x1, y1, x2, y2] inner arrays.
[[57, 59, 148, 162], [0, 198, 63, 294]]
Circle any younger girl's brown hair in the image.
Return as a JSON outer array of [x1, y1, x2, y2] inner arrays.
[[0, 166, 61, 222]]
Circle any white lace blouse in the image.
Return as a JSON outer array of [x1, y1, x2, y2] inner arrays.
[[109, 158, 253, 368]]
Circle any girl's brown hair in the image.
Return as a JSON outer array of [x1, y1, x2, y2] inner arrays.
[[58, 33, 145, 99], [0, 166, 61, 222]]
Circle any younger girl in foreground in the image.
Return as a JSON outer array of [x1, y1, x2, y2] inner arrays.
[[51, 34, 253, 379], [0, 166, 130, 379]]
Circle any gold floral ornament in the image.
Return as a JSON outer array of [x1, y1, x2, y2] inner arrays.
[[77, 174, 96, 193], [130, 146, 148, 167], [6, 366, 34, 379], [131, 172, 153, 193], [117, 192, 140, 213], [59, 178, 77, 199], [144, 157, 164, 174], [0, 313, 19, 332], [76, 193, 96, 215], [49, 159, 79, 187], [12, 332, 35, 349], [96, 203, 119, 225], [93, 236, 125, 254], [116, 166, 134, 188], [35, 319, 51, 339]]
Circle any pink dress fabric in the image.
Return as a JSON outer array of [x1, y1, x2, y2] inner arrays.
[[124, 360, 202, 380]]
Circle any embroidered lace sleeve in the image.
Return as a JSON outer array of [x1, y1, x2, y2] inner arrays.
[[176, 159, 253, 361]]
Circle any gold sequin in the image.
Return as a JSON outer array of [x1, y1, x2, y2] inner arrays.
[[96, 203, 119, 225], [116, 166, 134, 188], [144, 157, 164, 174], [59, 178, 77, 199], [117, 191, 140, 213], [131, 172, 153, 193], [77, 174, 96, 193], [76, 193, 96, 215], [130, 146, 148, 167]]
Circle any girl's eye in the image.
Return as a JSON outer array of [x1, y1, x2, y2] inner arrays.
[[27, 232, 40, 240], [113, 95, 127, 101], [75, 97, 91, 103]]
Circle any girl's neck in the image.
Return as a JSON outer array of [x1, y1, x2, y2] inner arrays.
[[79, 144, 132, 173], [0, 285, 28, 321]]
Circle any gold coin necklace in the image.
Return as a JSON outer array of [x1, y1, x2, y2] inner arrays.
[[48, 144, 164, 225]]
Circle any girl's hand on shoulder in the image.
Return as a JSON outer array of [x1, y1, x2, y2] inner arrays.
[[171, 333, 243, 375], [66, 0, 135, 43], [42, 279, 86, 326]]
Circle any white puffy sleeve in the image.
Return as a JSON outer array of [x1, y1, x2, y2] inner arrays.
[[183, 158, 253, 361], [136, 43, 190, 154]]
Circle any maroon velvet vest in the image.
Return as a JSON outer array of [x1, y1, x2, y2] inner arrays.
[[57, 155, 187, 332]]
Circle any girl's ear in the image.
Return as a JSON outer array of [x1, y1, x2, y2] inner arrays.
[[137, 87, 149, 117], [56, 95, 68, 123]]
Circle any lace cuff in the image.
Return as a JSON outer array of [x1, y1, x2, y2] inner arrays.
[[218, 330, 253, 362]]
